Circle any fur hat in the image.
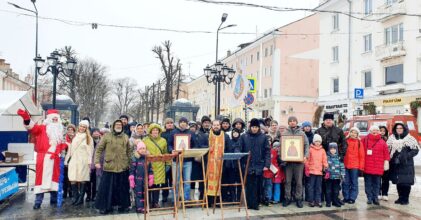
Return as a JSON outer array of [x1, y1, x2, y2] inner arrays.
[[313, 134, 322, 143], [79, 120, 90, 128], [323, 113, 334, 121], [250, 118, 260, 128]]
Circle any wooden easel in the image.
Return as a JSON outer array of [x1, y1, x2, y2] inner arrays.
[[212, 152, 251, 219], [177, 148, 210, 217], [144, 153, 179, 220]]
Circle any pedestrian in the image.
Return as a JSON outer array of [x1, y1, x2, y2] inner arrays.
[[379, 125, 390, 201], [325, 143, 345, 207], [342, 127, 365, 204], [161, 118, 175, 203], [305, 134, 328, 207], [141, 123, 169, 208], [65, 120, 94, 206], [315, 113, 347, 161], [95, 120, 131, 214], [279, 125, 287, 134], [302, 121, 313, 202], [271, 140, 285, 204], [268, 120, 281, 141], [387, 123, 420, 205], [129, 141, 153, 213], [240, 118, 271, 210], [189, 121, 199, 134], [221, 117, 232, 133], [143, 122, 150, 132], [129, 123, 147, 152], [168, 117, 197, 201], [223, 128, 242, 202], [63, 124, 76, 199], [119, 115, 131, 137], [195, 116, 212, 200], [17, 109, 66, 209], [232, 118, 246, 134], [86, 128, 101, 202], [281, 116, 309, 208], [362, 125, 390, 205], [129, 121, 137, 134]]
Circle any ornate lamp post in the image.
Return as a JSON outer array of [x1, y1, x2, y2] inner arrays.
[[33, 50, 77, 108]]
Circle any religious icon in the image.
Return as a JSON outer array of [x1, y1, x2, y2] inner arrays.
[[174, 134, 191, 151], [281, 135, 304, 162]]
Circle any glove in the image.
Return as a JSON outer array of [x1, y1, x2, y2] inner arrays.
[[17, 109, 31, 121], [129, 175, 135, 189], [324, 171, 330, 180], [304, 165, 310, 177], [148, 174, 154, 187]]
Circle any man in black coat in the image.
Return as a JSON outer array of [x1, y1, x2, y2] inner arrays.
[[239, 118, 271, 210], [161, 117, 175, 203], [315, 113, 347, 161], [194, 115, 212, 200], [119, 115, 131, 137]]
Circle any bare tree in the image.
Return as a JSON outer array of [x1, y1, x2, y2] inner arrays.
[[111, 78, 137, 118], [57, 46, 78, 101], [152, 41, 181, 107]]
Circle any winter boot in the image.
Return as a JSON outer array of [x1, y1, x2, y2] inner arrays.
[[74, 183, 86, 206], [71, 184, 79, 205]]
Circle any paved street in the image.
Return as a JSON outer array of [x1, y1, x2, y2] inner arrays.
[[1, 167, 420, 220]]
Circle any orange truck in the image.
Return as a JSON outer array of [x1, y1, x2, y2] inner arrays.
[[343, 114, 421, 142]]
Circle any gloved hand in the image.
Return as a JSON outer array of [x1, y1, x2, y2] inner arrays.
[[304, 165, 310, 177], [129, 175, 135, 188], [17, 109, 31, 121], [324, 171, 330, 180], [148, 174, 154, 187]]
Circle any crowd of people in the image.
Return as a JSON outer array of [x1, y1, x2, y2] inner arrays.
[[16, 109, 420, 215]]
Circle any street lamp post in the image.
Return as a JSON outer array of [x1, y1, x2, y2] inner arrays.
[[8, 0, 39, 104], [212, 13, 236, 117], [34, 50, 77, 109]]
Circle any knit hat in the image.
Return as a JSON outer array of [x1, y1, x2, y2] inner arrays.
[[349, 127, 360, 134], [328, 142, 338, 149], [91, 127, 100, 134], [79, 120, 90, 128], [369, 125, 380, 132], [288, 116, 298, 123], [201, 115, 211, 124], [188, 121, 197, 127], [136, 141, 146, 151], [179, 117, 188, 124], [250, 118, 260, 128], [313, 134, 322, 143], [222, 118, 231, 124], [164, 118, 174, 124], [302, 121, 312, 128], [323, 113, 334, 121]]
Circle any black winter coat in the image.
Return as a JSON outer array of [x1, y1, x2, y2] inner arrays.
[[239, 131, 271, 175], [315, 124, 347, 161]]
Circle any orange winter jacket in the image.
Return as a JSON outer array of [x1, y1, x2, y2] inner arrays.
[[306, 144, 328, 175], [344, 138, 365, 171]]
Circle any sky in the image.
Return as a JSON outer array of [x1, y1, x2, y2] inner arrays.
[[0, 0, 319, 88]]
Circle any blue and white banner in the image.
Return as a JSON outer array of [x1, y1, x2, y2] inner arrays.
[[0, 168, 19, 201]]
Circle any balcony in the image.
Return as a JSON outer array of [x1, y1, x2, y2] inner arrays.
[[376, 0, 406, 22], [375, 42, 406, 61], [375, 83, 405, 95]]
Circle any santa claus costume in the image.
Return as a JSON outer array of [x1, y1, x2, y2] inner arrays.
[[18, 108, 66, 210]]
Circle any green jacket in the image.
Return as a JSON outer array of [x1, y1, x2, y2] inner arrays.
[[95, 120, 131, 173], [143, 123, 168, 185]]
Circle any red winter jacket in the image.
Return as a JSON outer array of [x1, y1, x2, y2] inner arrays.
[[344, 138, 365, 171], [362, 134, 390, 176], [263, 148, 285, 183]]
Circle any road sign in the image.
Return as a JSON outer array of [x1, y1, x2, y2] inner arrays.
[[354, 88, 364, 99], [247, 77, 256, 93], [244, 93, 254, 105]]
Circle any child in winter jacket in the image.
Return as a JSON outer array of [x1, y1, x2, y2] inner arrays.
[[262, 136, 276, 206], [305, 134, 328, 207], [342, 127, 365, 204], [271, 140, 285, 204], [129, 141, 153, 213], [325, 142, 346, 207]]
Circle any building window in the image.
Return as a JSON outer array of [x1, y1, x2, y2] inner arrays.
[[332, 13, 339, 31], [269, 88, 272, 96], [265, 48, 268, 57], [385, 64, 403, 85], [250, 54, 253, 64], [257, 51, 260, 61], [364, 34, 372, 52], [270, 45, 274, 55], [264, 67, 267, 76], [386, 0, 398, 6], [385, 23, 403, 45], [364, 0, 372, 15], [264, 89, 268, 98], [364, 71, 372, 88], [333, 78, 339, 93], [332, 46, 339, 62]]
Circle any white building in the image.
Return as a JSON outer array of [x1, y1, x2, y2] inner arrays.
[[317, 0, 421, 124]]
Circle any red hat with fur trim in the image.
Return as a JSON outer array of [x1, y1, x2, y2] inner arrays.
[[46, 109, 60, 121]]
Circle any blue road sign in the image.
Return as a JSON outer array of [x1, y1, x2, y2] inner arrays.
[[244, 93, 254, 105], [354, 88, 364, 99]]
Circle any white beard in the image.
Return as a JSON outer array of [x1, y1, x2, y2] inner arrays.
[[46, 123, 64, 142]]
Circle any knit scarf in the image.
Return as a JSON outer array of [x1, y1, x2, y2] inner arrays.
[[386, 134, 419, 157], [207, 130, 225, 196]]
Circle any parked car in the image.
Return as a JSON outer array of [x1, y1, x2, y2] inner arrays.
[[343, 113, 421, 141]]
